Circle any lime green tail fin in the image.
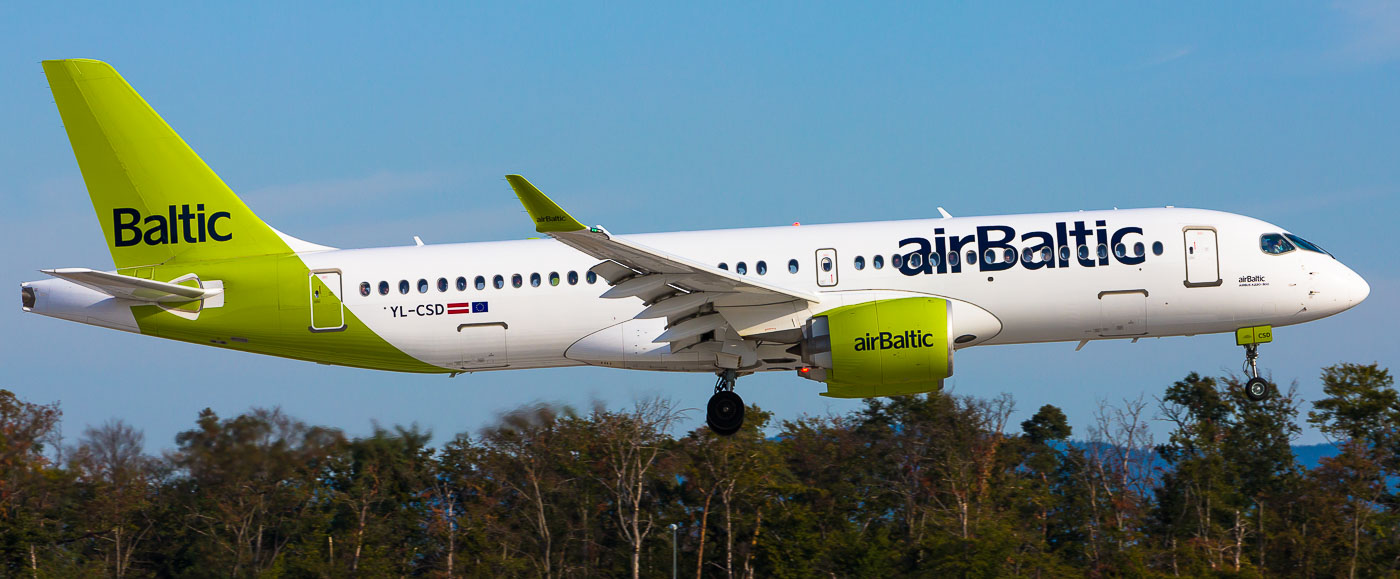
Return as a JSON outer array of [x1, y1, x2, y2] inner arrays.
[[43, 59, 293, 269]]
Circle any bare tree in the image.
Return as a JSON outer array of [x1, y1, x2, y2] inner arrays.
[[591, 397, 683, 579]]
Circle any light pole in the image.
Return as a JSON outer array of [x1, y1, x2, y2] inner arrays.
[[669, 523, 678, 579]]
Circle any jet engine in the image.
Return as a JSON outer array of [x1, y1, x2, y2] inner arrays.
[[795, 297, 953, 398]]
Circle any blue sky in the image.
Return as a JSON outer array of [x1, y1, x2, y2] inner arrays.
[[3, 3, 1396, 451]]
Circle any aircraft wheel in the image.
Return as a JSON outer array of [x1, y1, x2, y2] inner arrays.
[[1245, 377, 1271, 402], [707, 390, 744, 436]]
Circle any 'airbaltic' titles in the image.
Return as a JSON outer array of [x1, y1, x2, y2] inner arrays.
[[855, 330, 939, 351], [113, 205, 232, 246], [897, 220, 1147, 276]]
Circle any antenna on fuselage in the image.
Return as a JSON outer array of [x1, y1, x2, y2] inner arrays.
[[937, 207, 953, 219]]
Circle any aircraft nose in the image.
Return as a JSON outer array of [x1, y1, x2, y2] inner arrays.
[[1343, 266, 1370, 307]]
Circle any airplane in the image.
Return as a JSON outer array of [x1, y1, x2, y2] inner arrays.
[[21, 60, 1371, 435]]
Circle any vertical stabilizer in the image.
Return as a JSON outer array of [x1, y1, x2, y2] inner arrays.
[[42, 59, 291, 268]]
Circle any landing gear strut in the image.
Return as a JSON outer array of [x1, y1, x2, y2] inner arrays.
[[707, 369, 744, 436], [1242, 343, 1271, 402]]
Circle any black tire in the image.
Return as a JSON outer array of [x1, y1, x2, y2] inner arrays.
[[1245, 377, 1271, 402], [707, 390, 745, 436]]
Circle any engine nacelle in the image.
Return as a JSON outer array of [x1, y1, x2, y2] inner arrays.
[[797, 297, 953, 398]]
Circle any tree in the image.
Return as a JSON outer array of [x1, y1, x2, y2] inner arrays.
[[66, 420, 158, 577], [587, 398, 683, 579]]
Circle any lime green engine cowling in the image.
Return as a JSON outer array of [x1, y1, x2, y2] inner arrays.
[[798, 297, 953, 398]]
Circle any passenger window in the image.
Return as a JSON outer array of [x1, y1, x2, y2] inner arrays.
[[493, 275, 504, 289], [873, 255, 884, 269], [983, 249, 995, 264], [788, 259, 799, 274], [1077, 246, 1090, 260], [1022, 247, 1034, 263], [966, 250, 977, 266], [475, 276, 486, 290], [456, 276, 467, 291], [549, 272, 560, 286], [756, 261, 767, 275], [1152, 241, 1164, 256], [399, 280, 410, 294], [891, 254, 903, 268], [737, 262, 748, 275], [568, 271, 579, 285], [586, 271, 598, 284], [512, 274, 523, 288], [948, 251, 959, 267], [378, 281, 390, 295], [822, 257, 833, 272], [1097, 244, 1108, 260], [359, 282, 371, 297], [930, 252, 941, 267], [719, 262, 729, 270], [1059, 246, 1070, 262], [1133, 242, 1144, 257], [418, 279, 429, 293], [854, 256, 865, 270], [1114, 244, 1126, 258], [530, 273, 541, 287], [1004, 248, 1015, 263], [1283, 233, 1327, 255], [437, 277, 448, 292], [908, 253, 922, 269]]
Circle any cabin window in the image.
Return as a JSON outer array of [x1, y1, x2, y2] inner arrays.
[[948, 251, 960, 267], [399, 280, 410, 294], [549, 272, 560, 286], [788, 259, 799, 274], [456, 276, 467, 291], [822, 257, 834, 272], [719, 262, 729, 270], [891, 254, 903, 269], [512, 274, 523, 288], [586, 271, 598, 284], [437, 277, 448, 292], [568, 271, 579, 285], [737, 262, 748, 275], [1022, 248, 1035, 263], [418, 279, 430, 293], [908, 252, 923, 269], [1058, 246, 1070, 262], [378, 281, 390, 295], [966, 250, 977, 265], [756, 261, 767, 275], [1097, 244, 1108, 260], [983, 249, 996, 264], [873, 255, 884, 269], [1133, 242, 1144, 257], [1284, 233, 1329, 256], [359, 282, 371, 297], [475, 276, 486, 290], [854, 256, 865, 270], [1114, 244, 1127, 258], [1004, 248, 1015, 263], [493, 275, 504, 289], [930, 252, 941, 267], [1152, 241, 1164, 256], [530, 273, 541, 287], [1041, 247, 1052, 262], [1077, 246, 1090, 261]]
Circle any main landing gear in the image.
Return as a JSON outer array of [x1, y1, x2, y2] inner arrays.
[[1242, 343, 1271, 402], [707, 369, 744, 436]]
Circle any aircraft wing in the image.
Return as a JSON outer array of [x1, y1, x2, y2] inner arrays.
[[507, 175, 818, 343], [42, 268, 220, 303]]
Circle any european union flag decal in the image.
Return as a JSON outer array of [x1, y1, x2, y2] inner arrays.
[[472, 301, 488, 313]]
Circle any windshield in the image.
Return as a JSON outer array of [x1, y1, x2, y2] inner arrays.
[[1284, 233, 1331, 256], [1260, 233, 1295, 255]]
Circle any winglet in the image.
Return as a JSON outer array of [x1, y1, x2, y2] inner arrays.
[[506, 175, 587, 233]]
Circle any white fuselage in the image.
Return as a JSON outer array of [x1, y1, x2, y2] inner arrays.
[[287, 207, 1367, 374]]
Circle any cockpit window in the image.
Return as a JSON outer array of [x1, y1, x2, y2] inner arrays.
[[1260, 233, 1294, 255], [1284, 233, 1330, 256]]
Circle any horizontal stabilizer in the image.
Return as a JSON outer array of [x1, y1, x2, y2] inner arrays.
[[42, 268, 219, 303]]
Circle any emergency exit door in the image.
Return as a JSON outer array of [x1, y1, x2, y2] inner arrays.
[[309, 270, 345, 331], [815, 248, 838, 287], [1183, 228, 1222, 287]]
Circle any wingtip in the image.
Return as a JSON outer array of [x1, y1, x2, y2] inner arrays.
[[504, 175, 586, 233]]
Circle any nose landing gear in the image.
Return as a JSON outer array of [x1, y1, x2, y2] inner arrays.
[[1237, 325, 1273, 402], [707, 369, 744, 436]]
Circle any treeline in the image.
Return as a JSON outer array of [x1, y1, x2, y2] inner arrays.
[[1, 362, 1396, 577]]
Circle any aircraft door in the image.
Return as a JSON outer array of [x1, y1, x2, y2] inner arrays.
[[1098, 290, 1148, 337], [309, 270, 346, 331], [457, 322, 508, 369], [1183, 228, 1222, 287], [815, 248, 839, 287]]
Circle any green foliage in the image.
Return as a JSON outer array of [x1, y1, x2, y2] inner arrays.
[[1, 362, 1398, 577]]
